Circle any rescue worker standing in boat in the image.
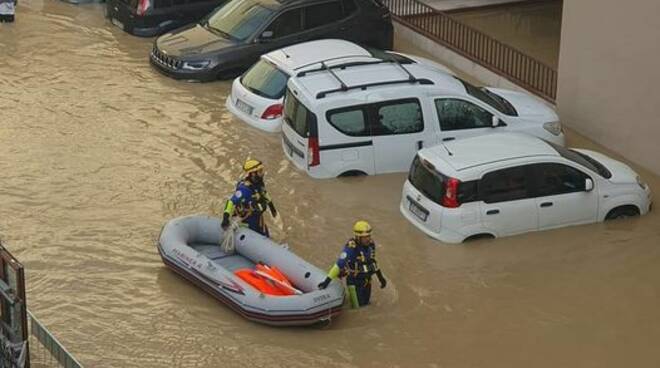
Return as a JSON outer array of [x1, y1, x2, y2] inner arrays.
[[318, 221, 387, 308], [221, 159, 277, 237]]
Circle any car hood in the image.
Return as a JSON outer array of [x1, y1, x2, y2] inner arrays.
[[573, 149, 639, 184], [156, 24, 237, 58], [486, 87, 558, 121]]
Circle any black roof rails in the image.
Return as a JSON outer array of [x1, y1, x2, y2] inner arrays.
[[316, 78, 434, 99], [296, 58, 390, 77]]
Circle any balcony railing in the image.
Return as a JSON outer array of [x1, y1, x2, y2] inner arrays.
[[384, 0, 557, 102]]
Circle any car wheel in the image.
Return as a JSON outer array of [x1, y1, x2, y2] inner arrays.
[[605, 206, 640, 220]]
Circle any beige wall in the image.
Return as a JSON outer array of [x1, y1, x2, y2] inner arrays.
[[557, 0, 660, 174]]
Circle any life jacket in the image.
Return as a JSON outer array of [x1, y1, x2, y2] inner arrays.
[[234, 264, 296, 296]]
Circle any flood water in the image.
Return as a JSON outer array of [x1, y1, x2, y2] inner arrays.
[[2, 2, 660, 367], [451, 0, 562, 68]]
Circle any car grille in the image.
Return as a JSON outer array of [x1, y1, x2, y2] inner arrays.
[[151, 47, 182, 70]]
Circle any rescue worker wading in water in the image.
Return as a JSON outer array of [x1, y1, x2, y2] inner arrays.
[[221, 159, 277, 237], [318, 221, 387, 308]]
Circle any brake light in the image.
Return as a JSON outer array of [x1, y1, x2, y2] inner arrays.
[[441, 177, 460, 208], [307, 137, 320, 167], [137, 0, 150, 16], [261, 104, 283, 120]]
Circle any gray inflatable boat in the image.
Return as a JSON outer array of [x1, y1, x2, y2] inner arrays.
[[157, 215, 344, 326]]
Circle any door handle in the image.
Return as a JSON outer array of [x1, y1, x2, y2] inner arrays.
[[417, 140, 423, 150], [540, 202, 553, 208], [442, 137, 455, 142], [486, 209, 499, 215]]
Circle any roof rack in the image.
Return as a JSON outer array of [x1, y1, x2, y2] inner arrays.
[[296, 58, 389, 77], [306, 57, 434, 99]]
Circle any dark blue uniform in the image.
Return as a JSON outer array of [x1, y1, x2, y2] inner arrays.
[[334, 238, 379, 307], [224, 180, 270, 237]]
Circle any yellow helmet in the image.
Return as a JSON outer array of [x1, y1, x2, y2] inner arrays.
[[353, 220, 372, 237], [243, 159, 264, 174]]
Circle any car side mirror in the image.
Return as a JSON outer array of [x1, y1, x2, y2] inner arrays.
[[491, 115, 499, 128], [585, 178, 594, 192], [258, 31, 274, 42]]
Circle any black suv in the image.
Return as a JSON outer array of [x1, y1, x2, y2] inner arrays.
[[106, 0, 227, 37], [149, 0, 393, 81]]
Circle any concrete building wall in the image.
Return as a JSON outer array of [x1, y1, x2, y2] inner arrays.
[[557, 0, 660, 174]]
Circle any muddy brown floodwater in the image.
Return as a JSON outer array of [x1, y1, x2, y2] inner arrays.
[[1, 1, 660, 367]]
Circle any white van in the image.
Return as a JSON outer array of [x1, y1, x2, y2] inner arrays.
[[226, 39, 454, 132], [400, 133, 653, 243], [281, 59, 564, 178]]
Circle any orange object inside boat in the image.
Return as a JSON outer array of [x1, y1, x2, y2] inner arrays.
[[234, 264, 295, 296]]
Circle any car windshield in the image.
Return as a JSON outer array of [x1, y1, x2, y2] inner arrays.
[[205, 0, 276, 42], [241, 59, 289, 99], [547, 141, 612, 178], [409, 156, 446, 202], [455, 77, 517, 116]]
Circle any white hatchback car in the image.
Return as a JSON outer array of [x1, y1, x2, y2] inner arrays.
[[400, 133, 653, 243], [282, 59, 564, 178], [226, 39, 454, 133]]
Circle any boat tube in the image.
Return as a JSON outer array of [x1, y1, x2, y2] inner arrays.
[[157, 215, 344, 326]]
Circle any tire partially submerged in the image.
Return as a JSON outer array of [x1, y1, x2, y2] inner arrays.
[[157, 215, 344, 326]]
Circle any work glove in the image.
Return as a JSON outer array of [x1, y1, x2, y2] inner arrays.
[[376, 270, 387, 289], [317, 277, 332, 290], [221, 212, 230, 230], [268, 202, 277, 217]]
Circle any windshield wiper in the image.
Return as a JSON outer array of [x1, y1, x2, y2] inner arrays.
[[202, 22, 236, 41]]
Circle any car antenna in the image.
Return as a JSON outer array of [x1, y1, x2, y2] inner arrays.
[[442, 144, 453, 156], [280, 47, 291, 58]]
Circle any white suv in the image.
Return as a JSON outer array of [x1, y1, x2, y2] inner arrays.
[[400, 133, 653, 243], [281, 58, 564, 178], [226, 39, 454, 133]]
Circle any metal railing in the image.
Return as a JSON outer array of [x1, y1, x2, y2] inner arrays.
[[28, 311, 82, 368], [384, 0, 557, 102]]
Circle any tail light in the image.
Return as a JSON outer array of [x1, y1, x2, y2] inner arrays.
[[307, 137, 320, 167], [137, 0, 151, 16], [261, 104, 283, 120], [441, 177, 460, 208]]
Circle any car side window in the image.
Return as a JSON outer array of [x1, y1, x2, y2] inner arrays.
[[435, 98, 493, 131], [534, 163, 588, 196], [373, 99, 424, 136], [480, 166, 532, 203], [327, 107, 369, 136], [266, 9, 303, 38], [341, 0, 357, 15], [305, 1, 343, 29]]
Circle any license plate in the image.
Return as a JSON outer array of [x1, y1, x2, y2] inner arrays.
[[235, 99, 253, 115], [284, 140, 293, 157], [111, 18, 124, 30], [409, 199, 428, 222]]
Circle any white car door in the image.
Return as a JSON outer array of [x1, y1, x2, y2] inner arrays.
[[532, 163, 599, 229], [371, 98, 435, 174], [478, 165, 539, 236], [433, 97, 505, 143]]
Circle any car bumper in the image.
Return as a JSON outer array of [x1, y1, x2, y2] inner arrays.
[[226, 99, 281, 133], [149, 54, 217, 82], [399, 200, 464, 244]]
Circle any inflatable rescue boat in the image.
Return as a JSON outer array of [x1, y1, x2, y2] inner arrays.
[[157, 215, 344, 326]]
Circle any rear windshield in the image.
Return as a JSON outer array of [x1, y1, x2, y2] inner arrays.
[[283, 89, 311, 137], [205, 0, 276, 41], [240, 60, 289, 99], [546, 142, 612, 178], [409, 156, 445, 203]]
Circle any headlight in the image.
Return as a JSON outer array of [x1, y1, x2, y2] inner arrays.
[[543, 121, 562, 136], [636, 175, 648, 190], [181, 61, 210, 70]]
